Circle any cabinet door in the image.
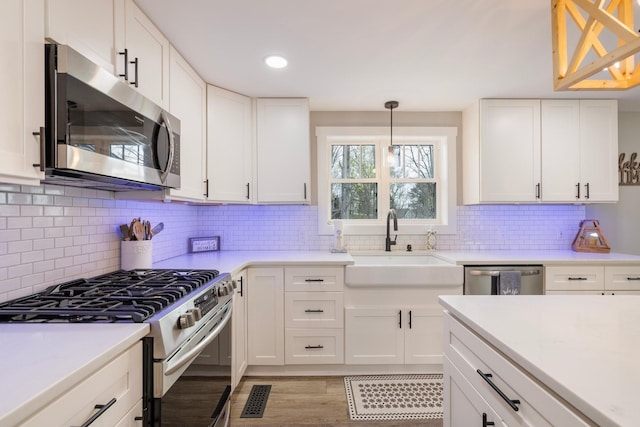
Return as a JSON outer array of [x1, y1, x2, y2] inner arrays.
[[207, 86, 253, 203], [120, 0, 169, 109], [479, 99, 541, 202], [45, 0, 115, 73], [579, 100, 618, 202], [256, 98, 310, 204], [167, 46, 206, 201], [444, 356, 504, 427], [345, 307, 404, 364], [232, 271, 247, 388], [404, 307, 444, 364], [247, 268, 284, 365], [604, 266, 640, 291], [544, 266, 604, 292], [541, 100, 581, 202], [0, 0, 45, 186]]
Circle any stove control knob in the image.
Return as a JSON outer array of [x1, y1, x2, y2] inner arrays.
[[231, 280, 237, 289], [225, 282, 235, 294], [177, 312, 196, 329], [187, 308, 202, 321], [218, 286, 228, 297]]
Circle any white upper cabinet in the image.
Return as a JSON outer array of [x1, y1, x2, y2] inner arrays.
[[0, 0, 45, 186], [207, 86, 253, 203], [256, 98, 310, 204], [463, 99, 541, 204], [541, 99, 618, 203], [578, 100, 618, 202], [168, 45, 206, 202], [45, 0, 116, 73], [464, 98, 618, 204], [115, 0, 170, 109]]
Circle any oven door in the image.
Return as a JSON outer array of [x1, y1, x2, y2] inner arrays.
[[154, 299, 232, 398]]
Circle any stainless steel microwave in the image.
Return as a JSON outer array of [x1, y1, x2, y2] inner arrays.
[[43, 44, 180, 191]]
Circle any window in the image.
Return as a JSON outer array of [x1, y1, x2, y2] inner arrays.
[[317, 126, 457, 235]]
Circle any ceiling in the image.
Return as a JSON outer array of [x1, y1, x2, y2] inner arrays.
[[135, 0, 640, 112]]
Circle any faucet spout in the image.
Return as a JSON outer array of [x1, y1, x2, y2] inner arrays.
[[385, 209, 398, 251]]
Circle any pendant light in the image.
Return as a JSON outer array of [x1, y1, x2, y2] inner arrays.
[[385, 100, 399, 164]]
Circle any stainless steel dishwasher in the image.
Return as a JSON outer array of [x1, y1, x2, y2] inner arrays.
[[464, 265, 544, 295]]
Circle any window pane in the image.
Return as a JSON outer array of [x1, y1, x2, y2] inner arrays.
[[390, 183, 436, 219], [331, 183, 377, 219], [331, 145, 376, 179], [390, 145, 434, 179]]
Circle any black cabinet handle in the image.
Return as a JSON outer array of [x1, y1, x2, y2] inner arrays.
[[246, 182, 250, 199], [74, 397, 117, 427], [32, 127, 45, 171], [627, 277, 640, 281], [535, 182, 540, 199], [239, 276, 243, 297], [408, 310, 412, 329], [118, 49, 129, 80], [576, 182, 580, 199], [304, 182, 307, 199], [399, 310, 402, 329], [305, 345, 324, 349], [477, 370, 520, 411], [482, 413, 495, 426], [304, 309, 324, 313], [204, 179, 209, 198], [585, 182, 590, 199], [130, 57, 139, 87], [304, 278, 324, 283], [568, 277, 587, 281]]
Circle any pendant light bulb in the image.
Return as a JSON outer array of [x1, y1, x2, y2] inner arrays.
[[385, 100, 399, 165]]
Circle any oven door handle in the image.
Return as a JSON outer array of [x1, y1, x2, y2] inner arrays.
[[164, 304, 232, 376]]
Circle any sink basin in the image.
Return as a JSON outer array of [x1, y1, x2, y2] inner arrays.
[[346, 252, 463, 287]]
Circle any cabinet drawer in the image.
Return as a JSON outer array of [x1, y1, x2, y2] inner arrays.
[[444, 313, 590, 426], [544, 266, 604, 291], [604, 266, 640, 291], [285, 292, 343, 328], [285, 266, 344, 291], [21, 342, 142, 427], [285, 328, 344, 364]]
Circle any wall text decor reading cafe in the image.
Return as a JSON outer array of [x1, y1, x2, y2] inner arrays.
[[619, 152, 640, 185]]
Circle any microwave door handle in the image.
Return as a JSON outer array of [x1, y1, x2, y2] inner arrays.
[[160, 111, 175, 184], [164, 305, 232, 376]]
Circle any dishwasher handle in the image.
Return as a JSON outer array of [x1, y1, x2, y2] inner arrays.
[[468, 268, 541, 277]]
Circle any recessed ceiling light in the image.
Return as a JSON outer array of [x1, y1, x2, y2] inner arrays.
[[264, 55, 288, 69]]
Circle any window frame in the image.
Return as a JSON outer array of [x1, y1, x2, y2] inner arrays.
[[316, 126, 457, 236]]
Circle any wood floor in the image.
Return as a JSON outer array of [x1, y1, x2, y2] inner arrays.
[[162, 376, 444, 427], [230, 376, 444, 427]]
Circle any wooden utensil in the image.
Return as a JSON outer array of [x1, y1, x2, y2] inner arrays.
[[132, 220, 145, 241], [119, 224, 130, 240]]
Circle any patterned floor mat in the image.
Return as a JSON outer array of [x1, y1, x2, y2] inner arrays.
[[344, 374, 444, 421]]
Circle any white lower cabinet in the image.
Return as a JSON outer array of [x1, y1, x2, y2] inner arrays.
[[20, 342, 143, 427], [247, 265, 345, 366], [545, 265, 640, 295], [345, 306, 443, 365], [443, 312, 590, 426], [232, 269, 248, 388], [247, 267, 285, 365]]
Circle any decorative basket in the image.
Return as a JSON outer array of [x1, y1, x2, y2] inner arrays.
[[571, 219, 610, 253]]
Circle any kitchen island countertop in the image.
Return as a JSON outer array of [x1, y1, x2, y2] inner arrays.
[[0, 323, 149, 426], [439, 295, 640, 426]]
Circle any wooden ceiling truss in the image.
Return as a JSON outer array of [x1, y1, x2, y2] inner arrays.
[[552, 0, 640, 90]]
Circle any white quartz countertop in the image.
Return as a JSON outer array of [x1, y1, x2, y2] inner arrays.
[[439, 295, 640, 427], [152, 249, 640, 274], [434, 249, 640, 265], [0, 323, 149, 426], [153, 250, 354, 275]]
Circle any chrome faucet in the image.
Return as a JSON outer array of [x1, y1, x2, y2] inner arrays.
[[385, 209, 398, 251]]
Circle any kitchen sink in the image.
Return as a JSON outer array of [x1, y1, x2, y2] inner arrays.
[[346, 252, 463, 287]]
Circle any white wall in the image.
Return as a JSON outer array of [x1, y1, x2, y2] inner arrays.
[[586, 112, 640, 255]]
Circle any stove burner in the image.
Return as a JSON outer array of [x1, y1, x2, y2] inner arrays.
[[0, 269, 220, 323]]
